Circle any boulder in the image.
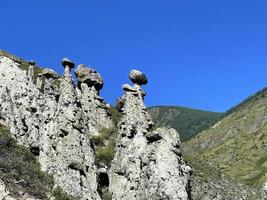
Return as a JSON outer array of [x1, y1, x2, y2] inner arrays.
[[29, 60, 36, 65], [62, 57, 75, 69], [129, 69, 148, 85], [75, 64, 103, 90], [42, 68, 58, 79]]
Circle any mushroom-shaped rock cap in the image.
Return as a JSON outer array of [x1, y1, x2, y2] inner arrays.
[[75, 64, 104, 90], [42, 68, 58, 79], [62, 58, 75, 69], [129, 69, 148, 85], [29, 60, 36, 65]]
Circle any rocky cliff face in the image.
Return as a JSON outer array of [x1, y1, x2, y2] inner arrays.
[[109, 70, 191, 200], [0, 53, 191, 199]]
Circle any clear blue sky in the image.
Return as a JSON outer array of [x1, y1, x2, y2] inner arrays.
[[1, 0, 267, 112]]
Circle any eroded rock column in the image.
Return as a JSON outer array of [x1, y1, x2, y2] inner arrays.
[[40, 58, 100, 200], [109, 69, 191, 200], [75, 64, 113, 135]]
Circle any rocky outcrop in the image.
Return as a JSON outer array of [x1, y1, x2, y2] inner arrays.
[[75, 64, 113, 134], [38, 58, 100, 200], [109, 70, 191, 200], [75, 64, 104, 91], [0, 55, 112, 199], [0, 53, 191, 200], [129, 69, 148, 85]]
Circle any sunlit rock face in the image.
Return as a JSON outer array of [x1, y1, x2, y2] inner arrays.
[[0, 56, 113, 200], [109, 70, 191, 200], [0, 54, 191, 200]]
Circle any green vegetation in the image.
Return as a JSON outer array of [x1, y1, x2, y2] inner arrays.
[[92, 106, 122, 167], [107, 106, 123, 125], [0, 50, 25, 63], [0, 50, 44, 80], [0, 123, 77, 199], [0, 50, 62, 92], [91, 106, 121, 199], [102, 191, 112, 200], [148, 106, 224, 141], [52, 187, 78, 200], [183, 86, 267, 193], [92, 127, 117, 166], [18, 62, 44, 79], [0, 123, 54, 198], [226, 87, 267, 115]]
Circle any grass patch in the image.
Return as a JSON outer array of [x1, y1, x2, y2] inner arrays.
[[18, 62, 44, 80], [183, 90, 267, 190], [102, 191, 112, 200], [52, 187, 78, 200], [107, 106, 122, 125], [92, 127, 117, 167], [0, 124, 54, 198], [92, 107, 122, 167]]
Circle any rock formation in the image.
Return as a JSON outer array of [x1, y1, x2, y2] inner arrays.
[[109, 70, 191, 200], [0, 55, 112, 199], [0, 53, 191, 200]]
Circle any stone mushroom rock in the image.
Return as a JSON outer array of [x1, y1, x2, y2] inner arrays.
[[42, 68, 58, 79], [129, 69, 148, 85], [75, 64, 104, 90], [109, 70, 191, 200], [29, 60, 36, 65], [122, 84, 138, 92], [62, 57, 75, 69]]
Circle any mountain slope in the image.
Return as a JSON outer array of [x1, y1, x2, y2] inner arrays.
[[148, 106, 224, 141], [183, 87, 267, 198]]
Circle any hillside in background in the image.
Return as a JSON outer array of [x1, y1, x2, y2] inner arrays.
[[148, 106, 224, 141], [182, 87, 267, 198]]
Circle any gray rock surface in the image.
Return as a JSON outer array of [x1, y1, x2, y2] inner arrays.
[[0, 56, 112, 200], [129, 69, 148, 85], [42, 68, 58, 79], [109, 70, 191, 200], [62, 57, 75, 69], [75, 64, 104, 91], [0, 55, 191, 200], [0, 179, 16, 200]]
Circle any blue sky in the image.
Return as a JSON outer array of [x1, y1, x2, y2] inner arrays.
[[1, 0, 267, 112]]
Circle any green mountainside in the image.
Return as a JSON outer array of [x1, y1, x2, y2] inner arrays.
[[182, 87, 267, 198], [148, 106, 224, 141]]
